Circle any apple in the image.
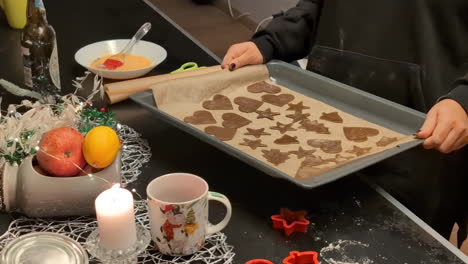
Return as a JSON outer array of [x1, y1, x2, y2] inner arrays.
[[36, 127, 86, 177]]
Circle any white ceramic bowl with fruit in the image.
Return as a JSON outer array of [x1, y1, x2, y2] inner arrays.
[[1, 126, 123, 217], [74, 39, 167, 79]]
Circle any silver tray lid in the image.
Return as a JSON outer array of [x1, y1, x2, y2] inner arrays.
[[1, 232, 89, 264]]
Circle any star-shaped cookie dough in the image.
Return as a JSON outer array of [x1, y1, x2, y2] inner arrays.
[[288, 147, 316, 159], [270, 122, 296, 134], [286, 111, 310, 123], [299, 119, 330, 134], [244, 128, 271, 138], [286, 101, 310, 112], [239, 138, 267, 150], [255, 108, 280, 120]]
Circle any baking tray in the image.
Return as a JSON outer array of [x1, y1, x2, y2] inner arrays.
[[131, 60, 425, 188]]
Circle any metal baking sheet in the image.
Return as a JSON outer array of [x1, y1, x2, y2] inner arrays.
[[131, 60, 425, 188]]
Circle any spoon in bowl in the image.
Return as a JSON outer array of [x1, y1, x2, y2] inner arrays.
[[98, 22, 152, 70]]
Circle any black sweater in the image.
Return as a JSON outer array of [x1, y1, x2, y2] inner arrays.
[[252, 0, 468, 113]]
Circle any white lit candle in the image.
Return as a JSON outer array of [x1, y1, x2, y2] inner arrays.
[[95, 184, 137, 249]]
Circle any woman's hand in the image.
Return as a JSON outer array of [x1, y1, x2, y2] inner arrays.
[[417, 99, 468, 153], [221, 42, 264, 71]]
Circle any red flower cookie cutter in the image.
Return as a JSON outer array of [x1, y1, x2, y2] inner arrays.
[[282, 251, 319, 264], [245, 259, 274, 264], [271, 208, 310, 236]]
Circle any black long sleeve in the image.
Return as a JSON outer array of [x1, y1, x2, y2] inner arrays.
[[442, 74, 468, 113], [251, 0, 323, 63]]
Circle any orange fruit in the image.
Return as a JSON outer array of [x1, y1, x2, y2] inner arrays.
[[83, 126, 120, 168]]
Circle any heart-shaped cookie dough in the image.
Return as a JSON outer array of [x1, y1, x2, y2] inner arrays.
[[234, 97, 263, 113], [204, 126, 237, 141], [184, 110, 216, 125], [222, 113, 252, 129], [247, 81, 281, 94], [261, 93, 295, 107], [202, 94, 233, 110], [343, 127, 379, 142]]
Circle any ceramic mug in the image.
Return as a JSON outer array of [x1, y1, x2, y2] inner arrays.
[[147, 173, 232, 255], [0, 0, 27, 29]]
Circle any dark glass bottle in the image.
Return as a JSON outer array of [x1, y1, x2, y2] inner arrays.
[[20, 0, 61, 103]]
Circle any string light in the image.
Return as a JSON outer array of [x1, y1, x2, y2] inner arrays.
[[0, 121, 180, 263], [0, 200, 235, 264]]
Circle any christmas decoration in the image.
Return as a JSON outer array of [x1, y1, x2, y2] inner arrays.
[[271, 208, 310, 236]]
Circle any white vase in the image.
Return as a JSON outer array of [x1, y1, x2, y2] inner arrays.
[[0, 154, 121, 217]]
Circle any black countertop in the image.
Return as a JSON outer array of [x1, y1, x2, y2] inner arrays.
[[0, 0, 467, 263]]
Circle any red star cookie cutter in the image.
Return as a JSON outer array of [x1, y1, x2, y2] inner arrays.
[[245, 259, 274, 264], [282, 251, 319, 264], [271, 208, 310, 236]]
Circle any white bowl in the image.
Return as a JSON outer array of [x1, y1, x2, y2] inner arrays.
[[74, 39, 167, 79]]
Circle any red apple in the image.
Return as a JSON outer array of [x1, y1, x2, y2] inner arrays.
[[36, 127, 86, 177]]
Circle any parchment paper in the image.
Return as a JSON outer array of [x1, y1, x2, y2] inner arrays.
[[104, 66, 222, 104], [151, 65, 415, 180]]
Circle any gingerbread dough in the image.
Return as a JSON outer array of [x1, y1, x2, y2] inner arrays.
[[299, 119, 330, 134], [234, 97, 263, 113], [331, 154, 354, 164], [202, 94, 233, 110], [320, 112, 343, 123], [346, 146, 372, 156], [184, 110, 216, 125], [239, 138, 267, 150], [247, 81, 281, 94], [244, 128, 271, 138], [289, 147, 316, 159], [262, 149, 290, 166], [307, 139, 343, 154], [286, 112, 310, 123], [222, 113, 252, 129], [295, 155, 332, 179], [261, 94, 295, 107], [343, 127, 380, 142], [205, 126, 237, 141], [270, 122, 296, 134], [376, 136, 398, 147], [255, 108, 280, 120], [286, 101, 310, 112], [274, 134, 299, 145]]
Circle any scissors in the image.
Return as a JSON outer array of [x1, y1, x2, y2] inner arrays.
[[171, 62, 206, 73]]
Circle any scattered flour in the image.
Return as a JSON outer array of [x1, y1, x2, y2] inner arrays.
[[320, 240, 374, 264]]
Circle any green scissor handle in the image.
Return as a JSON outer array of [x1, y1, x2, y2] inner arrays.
[[171, 62, 206, 73]]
